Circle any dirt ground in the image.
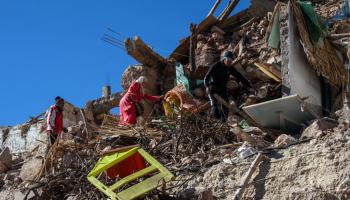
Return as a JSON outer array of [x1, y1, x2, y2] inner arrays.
[[174, 123, 350, 200]]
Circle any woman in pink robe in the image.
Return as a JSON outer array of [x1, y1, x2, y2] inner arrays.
[[119, 76, 161, 126]]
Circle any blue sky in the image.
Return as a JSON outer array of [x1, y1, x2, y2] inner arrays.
[[0, 0, 250, 126]]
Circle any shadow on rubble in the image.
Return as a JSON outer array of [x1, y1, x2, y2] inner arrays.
[[253, 151, 283, 199]]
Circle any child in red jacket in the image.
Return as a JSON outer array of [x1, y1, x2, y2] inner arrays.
[[46, 96, 67, 146]]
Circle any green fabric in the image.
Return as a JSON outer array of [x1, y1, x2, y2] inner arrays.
[[176, 63, 190, 91], [298, 1, 328, 44], [268, 10, 280, 49], [239, 120, 250, 130]]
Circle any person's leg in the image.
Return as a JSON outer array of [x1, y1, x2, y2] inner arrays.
[[219, 93, 230, 122], [51, 133, 58, 144], [221, 103, 229, 122], [46, 132, 57, 155], [209, 93, 221, 120]]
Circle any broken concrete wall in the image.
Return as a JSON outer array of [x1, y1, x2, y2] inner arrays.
[[62, 102, 82, 127], [285, 3, 322, 114], [0, 124, 46, 155], [0, 101, 81, 156]]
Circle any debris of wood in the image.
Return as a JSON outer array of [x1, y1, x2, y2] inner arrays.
[[232, 153, 264, 200], [218, 0, 240, 21]]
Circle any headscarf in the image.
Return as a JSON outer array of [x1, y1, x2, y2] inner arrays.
[[135, 76, 147, 94], [135, 76, 147, 84]]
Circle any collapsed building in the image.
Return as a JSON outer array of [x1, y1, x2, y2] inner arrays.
[[122, 0, 350, 134], [0, 0, 350, 200]]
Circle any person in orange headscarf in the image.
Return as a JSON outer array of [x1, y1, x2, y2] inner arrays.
[[119, 76, 162, 126]]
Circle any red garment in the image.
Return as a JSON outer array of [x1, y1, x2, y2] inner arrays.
[[46, 105, 64, 134], [119, 81, 160, 125], [106, 152, 146, 179]]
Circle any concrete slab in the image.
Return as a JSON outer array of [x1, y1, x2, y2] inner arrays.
[[243, 95, 318, 134]]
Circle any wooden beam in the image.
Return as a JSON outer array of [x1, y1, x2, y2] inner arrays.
[[232, 153, 264, 200], [207, 0, 222, 17], [328, 33, 350, 39], [189, 23, 197, 90], [125, 36, 168, 68], [79, 109, 89, 143], [218, 0, 240, 21]]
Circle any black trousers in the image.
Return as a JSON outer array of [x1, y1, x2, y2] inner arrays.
[[208, 92, 229, 122], [48, 133, 58, 145], [46, 132, 58, 155]]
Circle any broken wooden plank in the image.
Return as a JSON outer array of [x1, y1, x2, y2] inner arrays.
[[218, 0, 240, 21], [232, 153, 264, 200], [27, 112, 46, 124], [79, 109, 89, 142], [207, 0, 222, 17], [125, 36, 168, 68], [328, 33, 350, 39], [189, 23, 197, 90], [254, 63, 282, 82], [100, 144, 140, 156], [209, 143, 243, 153]]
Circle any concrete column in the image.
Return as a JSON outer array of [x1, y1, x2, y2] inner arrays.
[[102, 85, 111, 98], [287, 2, 322, 113]]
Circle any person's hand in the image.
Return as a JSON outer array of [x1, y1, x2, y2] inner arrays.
[[158, 95, 164, 102], [206, 86, 213, 95], [63, 127, 68, 133]]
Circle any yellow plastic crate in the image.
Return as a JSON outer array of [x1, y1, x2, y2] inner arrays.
[[87, 147, 174, 200]]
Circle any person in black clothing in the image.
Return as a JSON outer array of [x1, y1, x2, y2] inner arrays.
[[204, 51, 252, 122]]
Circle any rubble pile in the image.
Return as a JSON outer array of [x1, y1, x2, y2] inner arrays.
[[173, 120, 350, 200], [1, 0, 350, 200], [1, 108, 348, 199], [149, 115, 233, 164], [315, 0, 348, 19], [29, 143, 101, 200], [184, 13, 284, 111]]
